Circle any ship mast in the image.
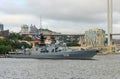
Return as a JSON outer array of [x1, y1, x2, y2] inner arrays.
[[39, 16, 42, 34]]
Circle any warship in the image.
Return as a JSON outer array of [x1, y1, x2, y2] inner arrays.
[[7, 34, 98, 59]]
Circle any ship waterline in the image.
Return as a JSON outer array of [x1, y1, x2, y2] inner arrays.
[[7, 50, 97, 59]]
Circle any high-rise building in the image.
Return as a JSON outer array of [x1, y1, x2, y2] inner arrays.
[[85, 28, 106, 47], [30, 24, 39, 34], [0, 23, 4, 31], [20, 24, 29, 34], [20, 24, 61, 35]]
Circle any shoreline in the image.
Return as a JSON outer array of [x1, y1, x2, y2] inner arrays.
[[0, 54, 6, 58]]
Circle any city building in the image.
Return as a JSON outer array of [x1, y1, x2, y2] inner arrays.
[[0, 23, 4, 31], [29, 24, 39, 34], [78, 35, 85, 46], [85, 28, 106, 47], [20, 24, 29, 34], [0, 23, 9, 37], [0, 30, 9, 37]]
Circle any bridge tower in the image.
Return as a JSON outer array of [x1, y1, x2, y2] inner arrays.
[[108, 0, 113, 45]]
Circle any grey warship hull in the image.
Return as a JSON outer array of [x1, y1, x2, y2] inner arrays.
[[7, 50, 97, 59]]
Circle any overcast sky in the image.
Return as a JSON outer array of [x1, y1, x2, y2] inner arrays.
[[0, 0, 120, 34]]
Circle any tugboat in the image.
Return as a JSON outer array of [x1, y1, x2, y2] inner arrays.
[[7, 34, 98, 59]]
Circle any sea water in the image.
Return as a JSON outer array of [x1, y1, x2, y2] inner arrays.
[[0, 54, 120, 79]]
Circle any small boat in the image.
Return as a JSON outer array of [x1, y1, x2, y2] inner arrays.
[[7, 41, 98, 59]]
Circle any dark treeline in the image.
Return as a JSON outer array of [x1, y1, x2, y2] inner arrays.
[[0, 39, 32, 54], [0, 33, 32, 54], [8, 33, 33, 41]]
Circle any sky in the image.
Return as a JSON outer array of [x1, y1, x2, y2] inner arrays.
[[0, 0, 120, 34]]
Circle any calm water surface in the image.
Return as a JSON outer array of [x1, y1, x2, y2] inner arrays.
[[0, 54, 120, 79]]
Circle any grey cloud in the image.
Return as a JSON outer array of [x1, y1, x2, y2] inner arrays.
[[25, 0, 120, 24], [0, 0, 119, 24], [0, 0, 120, 33], [0, 0, 27, 14], [26, 0, 107, 22]]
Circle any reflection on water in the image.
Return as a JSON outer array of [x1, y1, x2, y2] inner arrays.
[[0, 55, 120, 79]]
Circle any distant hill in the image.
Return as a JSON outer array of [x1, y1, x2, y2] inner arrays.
[[39, 28, 61, 35]]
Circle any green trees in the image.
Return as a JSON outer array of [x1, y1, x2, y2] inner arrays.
[[0, 33, 33, 55], [0, 39, 13, 54], [8, 33, 33, 41], [0, 45, 12, 54], [8, 33, 24, 40], [10, 40, 31, 49], [0, 39, 31, 54]]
